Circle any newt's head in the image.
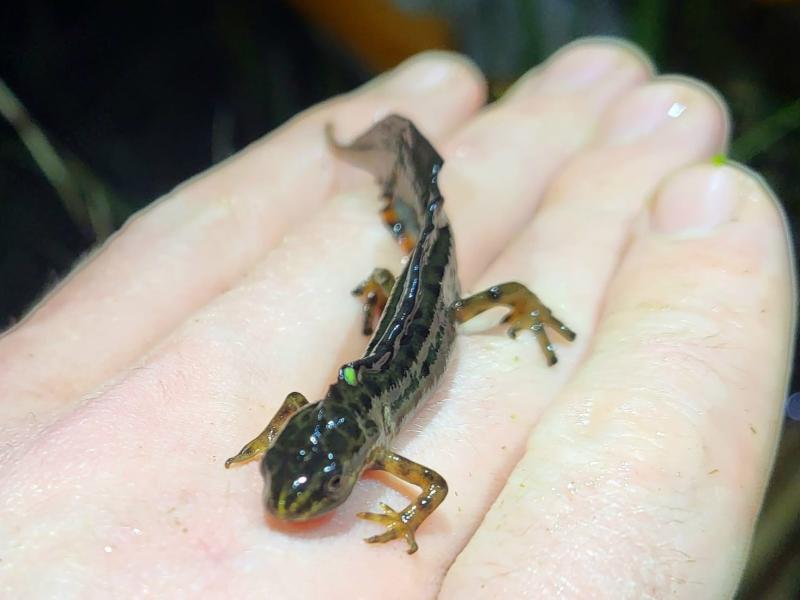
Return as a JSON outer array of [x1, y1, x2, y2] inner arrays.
[[262, 401, 367, 521]]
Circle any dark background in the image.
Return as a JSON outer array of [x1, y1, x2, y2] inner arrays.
[[1, 1, 798, 596]]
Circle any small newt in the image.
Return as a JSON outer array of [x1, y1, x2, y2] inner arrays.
[[225, 115, 575, 554]]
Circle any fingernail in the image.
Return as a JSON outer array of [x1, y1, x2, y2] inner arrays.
[[602, 83, 702, 145], [539, 45, 625, 91], [650, 165, 738, 235], [383, 54, 462, 94]]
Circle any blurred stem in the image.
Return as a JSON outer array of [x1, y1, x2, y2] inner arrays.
[[741, 426, 800, 592], [732, 96, 800, 162], [0, 77, 89, 234], [516, 0, 543, 65], [69, 159, 116, 240], [0, 78, 116, 241], [749, 549, 800, 600], [629, 0, 667, 58]]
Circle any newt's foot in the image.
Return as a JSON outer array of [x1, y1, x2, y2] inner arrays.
[[225, 438, 266, 468], [352, 268, 396, 335], [499, 288, 575, 366], [454, 282, 576, 366], [357, 502, 419, 554], [224, 391, 309, 468]]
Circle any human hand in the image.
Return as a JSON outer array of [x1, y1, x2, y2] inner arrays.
[[0, 39, 794, 598]]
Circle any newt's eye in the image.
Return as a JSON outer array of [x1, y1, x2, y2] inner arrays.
[[326, 475, 343, 492]]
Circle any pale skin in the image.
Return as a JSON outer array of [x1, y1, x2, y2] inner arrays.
[[0, 39, 795, 599]]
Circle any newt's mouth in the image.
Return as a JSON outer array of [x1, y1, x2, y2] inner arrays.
[[264, 480, 316, 521], [264, 479, 345, 522], [267, 498, 313, 522]]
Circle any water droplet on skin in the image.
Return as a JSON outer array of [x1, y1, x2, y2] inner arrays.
[[667, 102, 687, 118], [104, 545, 113, 553]]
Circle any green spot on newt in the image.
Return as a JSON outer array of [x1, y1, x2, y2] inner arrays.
[[342, 366, 358, 386]]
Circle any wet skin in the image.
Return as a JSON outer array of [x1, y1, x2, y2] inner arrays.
[[225, 115, 575, 553]]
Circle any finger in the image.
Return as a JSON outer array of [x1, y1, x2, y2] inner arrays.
[[442, 38, 652, 282], [441, 165, 795, 598], [0, 52, 486, 423]]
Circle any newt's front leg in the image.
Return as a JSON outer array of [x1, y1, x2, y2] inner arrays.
[[453, 282, 576, 366], [224, 391, 309, 468], [357, 449, 448, 554]]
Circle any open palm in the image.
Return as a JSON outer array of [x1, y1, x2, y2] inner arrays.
[[0, 39, 794, 599]]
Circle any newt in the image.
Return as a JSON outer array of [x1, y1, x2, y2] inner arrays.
[[225, 115, 575, 554]]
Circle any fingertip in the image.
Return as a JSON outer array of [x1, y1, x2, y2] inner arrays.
[[380, 50, 487, 103], [544, 36, 657, 82], [557, 36, 655, 66], [659, 74, 732, 148], [328, 50, 487, 145], [598, 77, 729, 152], [649, 164, 740, 236], [506, 37, 654, 101], [650, 161, 792, 240]]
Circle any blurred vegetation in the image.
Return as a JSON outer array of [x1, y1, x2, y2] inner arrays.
[[1, 0, 798, 596]]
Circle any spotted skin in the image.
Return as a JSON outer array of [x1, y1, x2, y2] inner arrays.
[[226, 115, 575, 553]]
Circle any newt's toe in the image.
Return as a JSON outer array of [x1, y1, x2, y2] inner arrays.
[[455, 282, 575, 366], [357, 503, 419, 554]]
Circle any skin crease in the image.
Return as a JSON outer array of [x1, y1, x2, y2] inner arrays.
[[0, 38, 795, 599]]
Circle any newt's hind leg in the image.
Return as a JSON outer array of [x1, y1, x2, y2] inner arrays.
[[453, 282, 576, 366], [380, 199, 416, 254], [224, 392, 308, 468], [352, 268, 396, 335], [357, 448, 448, 554]]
